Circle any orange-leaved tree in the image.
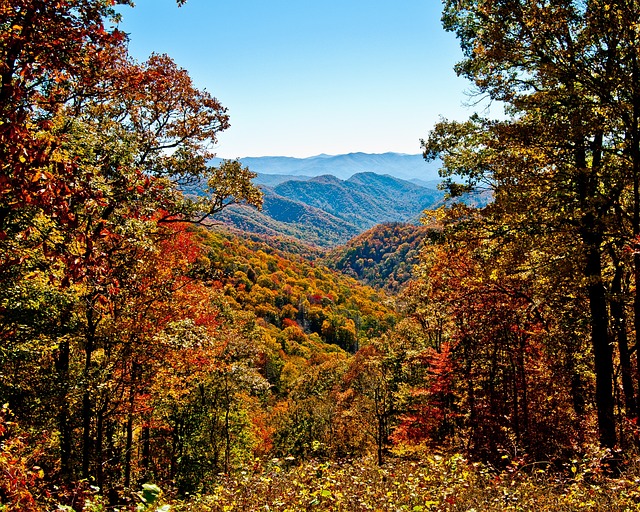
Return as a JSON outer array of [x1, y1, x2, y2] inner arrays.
[[0, 1, 263, 507]]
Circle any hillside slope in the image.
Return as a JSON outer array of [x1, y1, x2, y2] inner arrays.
[[325, 223, 438, 293], [215, 188, 362, 247], [218, 172, 444, 247], [197, 227, 397, 357]]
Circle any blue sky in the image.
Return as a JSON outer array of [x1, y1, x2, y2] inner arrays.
[[117, 0, 471, 158]]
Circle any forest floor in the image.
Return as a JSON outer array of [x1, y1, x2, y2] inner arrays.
[[161, 451, 640, 511]]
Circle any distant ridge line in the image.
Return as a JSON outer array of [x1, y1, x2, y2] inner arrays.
[[218, 151, 422, 159], [210, 151, 441, 182]]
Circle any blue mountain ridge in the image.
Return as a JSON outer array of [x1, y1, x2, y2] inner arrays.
[[214, 170, 446, 248], [211, 151, 441, 182]]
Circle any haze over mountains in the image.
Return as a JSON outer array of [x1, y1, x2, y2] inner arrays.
[[214, 152, 442, 185], [212, 153, 446, 248]]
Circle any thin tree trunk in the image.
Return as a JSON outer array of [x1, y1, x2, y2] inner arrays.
[[464, 338, 476, 452], [96, 406, 104, 488], [518, 334, 529, 446], [124, 362, 138, 488], [631, 48, 640, 425], [82, 306, 97, 479], [170, 415, 182, 482], [511, 356, 520, 448], [141, 424, 151, 482], [374, 387, 385, 466], [55, 339, 72, 481], [611, 262, 636, 417], [224, 377, 231, 474]]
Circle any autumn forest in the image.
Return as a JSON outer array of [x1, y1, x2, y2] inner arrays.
[[5, 1, 640, 510]]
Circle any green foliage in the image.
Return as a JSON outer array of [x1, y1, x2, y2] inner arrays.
[[136, 483, 169, 512]]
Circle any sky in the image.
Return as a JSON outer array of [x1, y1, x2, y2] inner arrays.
[[116, 0, 473, 159]]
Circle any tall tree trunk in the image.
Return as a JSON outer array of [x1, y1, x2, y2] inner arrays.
[[464, 338, 476, 452], [124, 362, 138, 488], [631, 47, 640, 424], [374, 387, 386, 466], [124, 412, 134, 488], [584, 239, 616, 447], [576, 133, 616, 448], [96, 406, 104, 488], [82, 306, 97, 479], [55, 339, 72, 481], [224, 378, 231, 474], [518, 334, 529, 446], [141, 424, 151, 482], [511, 356, 520, 447], [170, 415, 182, 482]]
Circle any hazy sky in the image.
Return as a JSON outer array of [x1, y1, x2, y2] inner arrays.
[[117, 0, 472, 158]]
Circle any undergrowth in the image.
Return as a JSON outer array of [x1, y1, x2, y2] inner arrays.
[[170, 451, 640, 511], [11, 448, 640, 510]]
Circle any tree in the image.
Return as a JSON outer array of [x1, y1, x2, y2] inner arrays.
[[425, 0, 640, 449], [146, 301, 270, 493], [0, 0, 264, 503], [1, 1, 262, 283], [396, 223, 591, 460], [342, 343, 396, 465]]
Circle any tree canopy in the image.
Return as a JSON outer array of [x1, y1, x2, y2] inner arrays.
[[424, 0, 640, 449]]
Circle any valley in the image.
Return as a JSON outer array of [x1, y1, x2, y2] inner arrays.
[[214, 153, 446, 247]]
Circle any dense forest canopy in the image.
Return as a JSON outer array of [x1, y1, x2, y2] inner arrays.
[[4, 0, 640, 510], [426, 0, 640, 450]]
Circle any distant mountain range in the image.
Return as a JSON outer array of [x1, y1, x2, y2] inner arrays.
[[215, 171, 445, 248], [212, 152, 441, 182], [207, 151, 490, 248]]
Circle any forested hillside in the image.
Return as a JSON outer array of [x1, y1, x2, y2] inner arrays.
[[6, 1, 640, 511], [214, 187, 360, 247], [217, 173, 443, 247], [325, 223, 437, 293], [197, 227, 397, 354]]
